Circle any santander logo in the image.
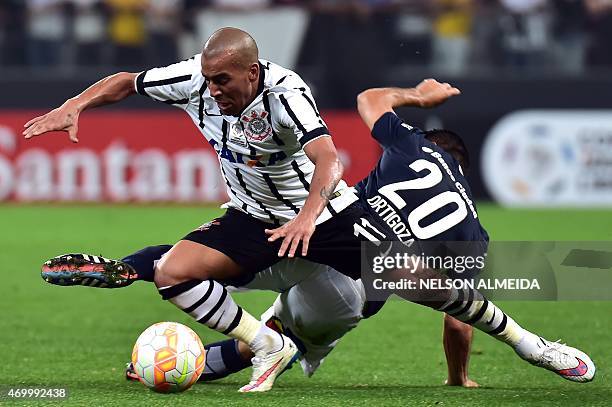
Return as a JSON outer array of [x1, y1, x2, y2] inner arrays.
[[0, 126, 226, 202]]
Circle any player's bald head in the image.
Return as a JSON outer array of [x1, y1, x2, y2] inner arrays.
[[202, 27, 259, 69], [200, 28, 262, 116]]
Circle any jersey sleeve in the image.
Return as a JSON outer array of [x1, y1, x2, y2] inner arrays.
[[276, 87, 330, 147], [134, 56, 198, 109], [371, 111, 423, 149]]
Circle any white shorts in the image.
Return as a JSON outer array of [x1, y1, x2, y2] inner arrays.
[[229, 258, 367, 376]]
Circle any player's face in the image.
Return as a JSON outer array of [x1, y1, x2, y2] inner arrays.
[[202, 55, 259, 116]]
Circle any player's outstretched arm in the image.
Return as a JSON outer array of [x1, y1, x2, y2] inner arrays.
[[357, 79, 461, 131], [23, 72, 138, 142]]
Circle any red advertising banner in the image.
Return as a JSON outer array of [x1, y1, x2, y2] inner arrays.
[[0, 110, 380, 202]]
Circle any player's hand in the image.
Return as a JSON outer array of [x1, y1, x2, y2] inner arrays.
[[445, 377, 480, 388], [265, 213, 316, 258], [23, 101, 81, 143], [415, 78, 461, 108]]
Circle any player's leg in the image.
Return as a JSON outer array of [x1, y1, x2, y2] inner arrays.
[[126, 255, 313, 384], [269, 267, 364, 377], [122, 244, 172, 282], [200, 339, 253, 382], [394, 274, 596, 383], [153, 213, 299, 392], [155, 241, 258, 341], [184, 257, 330, 383], [179, 267, 365, 382], [443, 315, 478, 387]]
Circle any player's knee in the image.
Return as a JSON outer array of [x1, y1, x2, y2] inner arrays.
[[154, 257, 178, 288], [154, 255, 209, 288]]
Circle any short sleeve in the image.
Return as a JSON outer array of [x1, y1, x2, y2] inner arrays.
[[134, 55, 198, 109], [277, 87, 330, 147], [371, 111, 422, 149]]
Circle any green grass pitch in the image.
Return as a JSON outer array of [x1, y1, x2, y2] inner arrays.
[[0, 204, 610, 406]]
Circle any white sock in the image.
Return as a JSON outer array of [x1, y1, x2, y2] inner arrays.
[[250, 323, 283, 355], [227, 310, 260, 344]]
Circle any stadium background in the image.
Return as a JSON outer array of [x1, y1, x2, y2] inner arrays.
[[1, 1, 611, 406]]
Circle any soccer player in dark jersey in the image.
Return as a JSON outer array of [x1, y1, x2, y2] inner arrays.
[[352, 78, 595, 383]]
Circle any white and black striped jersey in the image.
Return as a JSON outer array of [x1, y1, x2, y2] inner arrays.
[[134, 54, 356, 225]]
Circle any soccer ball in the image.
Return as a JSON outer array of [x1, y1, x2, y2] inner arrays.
[[131, 322, 206, 393]]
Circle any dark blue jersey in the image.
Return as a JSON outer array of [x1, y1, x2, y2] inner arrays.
[[354, 112, 489, 246]]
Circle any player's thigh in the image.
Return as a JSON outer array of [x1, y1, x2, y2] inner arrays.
[[156, 208, 280, 286], [275, 268, 364, 345]]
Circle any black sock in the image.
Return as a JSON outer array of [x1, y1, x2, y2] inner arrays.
[[121, 245, 172, 282], [200, 339, 252, 381]]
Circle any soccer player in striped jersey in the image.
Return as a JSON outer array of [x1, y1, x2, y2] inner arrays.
[[24, 27, 372, 393]]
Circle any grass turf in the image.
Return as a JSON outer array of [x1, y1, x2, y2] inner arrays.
[[0, 203, 610, 406]]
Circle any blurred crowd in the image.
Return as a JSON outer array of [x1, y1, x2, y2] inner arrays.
[[1, 0, 611, 75]]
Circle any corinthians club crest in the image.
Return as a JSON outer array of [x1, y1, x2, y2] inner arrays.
[[242, 110, 272, 142]]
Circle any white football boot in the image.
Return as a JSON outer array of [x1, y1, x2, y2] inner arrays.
[[239, 334, 299, 393], [516, 337, 595, 382]]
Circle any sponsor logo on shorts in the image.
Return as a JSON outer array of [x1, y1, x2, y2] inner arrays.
[[196, 220, 221, 231]]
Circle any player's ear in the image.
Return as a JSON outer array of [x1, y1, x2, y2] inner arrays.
[[248, 63, 259, 82]]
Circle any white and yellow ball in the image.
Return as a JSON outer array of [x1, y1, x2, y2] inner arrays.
[[131, 322, 206, 393]]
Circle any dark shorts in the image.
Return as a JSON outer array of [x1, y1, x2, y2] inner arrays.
[[183, 203, 387, 283]]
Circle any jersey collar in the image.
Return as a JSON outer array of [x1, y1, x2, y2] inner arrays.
[[256, 60, 266, 96]]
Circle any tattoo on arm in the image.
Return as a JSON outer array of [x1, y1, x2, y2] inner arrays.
[[319, 185, 335, 201]]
